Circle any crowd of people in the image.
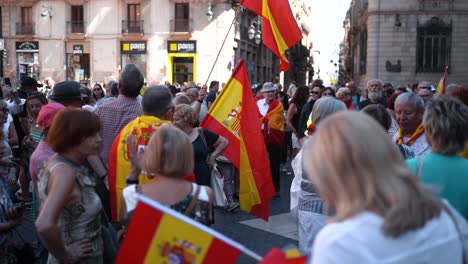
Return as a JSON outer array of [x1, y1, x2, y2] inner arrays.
[[0, 62, 467, 263]]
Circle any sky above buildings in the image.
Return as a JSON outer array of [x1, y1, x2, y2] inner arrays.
[[308, 0, 351, 84]]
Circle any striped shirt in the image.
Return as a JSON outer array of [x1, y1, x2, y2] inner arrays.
[[95, 95, 142, 166]]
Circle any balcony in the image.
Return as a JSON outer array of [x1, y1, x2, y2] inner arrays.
[[170, 19, 192, 33], [122, 20, 144, 34], [67, 21, 85, 34], [16, 22, 34, 35]]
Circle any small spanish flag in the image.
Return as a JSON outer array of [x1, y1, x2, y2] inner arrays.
[[260, 247, 307, 264], [241, 0, 303, 72], [116, 195, 260, 263], [436, 66, 449, 94]]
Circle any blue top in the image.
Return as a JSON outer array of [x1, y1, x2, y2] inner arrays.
[[407, 153, 468, 219]]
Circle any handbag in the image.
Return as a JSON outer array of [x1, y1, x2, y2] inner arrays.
[[101, 209, 119, 264], [210, 164, 227, 207], [417, 157, 468, 264]]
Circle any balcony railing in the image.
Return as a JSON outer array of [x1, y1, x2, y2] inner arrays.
[[122, 20, 144, 34], [16, 22, 34, 35], [66, 21, 85, 34], [170, 19, 192, 33]]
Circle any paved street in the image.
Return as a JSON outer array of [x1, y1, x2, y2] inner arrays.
[[212, 165, 298, 263]]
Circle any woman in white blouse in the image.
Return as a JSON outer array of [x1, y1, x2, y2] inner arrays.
[[303, 111, 468, 264]]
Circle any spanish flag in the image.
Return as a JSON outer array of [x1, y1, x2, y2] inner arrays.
[[116, 195, 260, 263], [108, 116, 171, 221], [201, 60, 275, 221], [260, 247, 307, 264], [262, 99, 285, 148], [436, 66, 448, 94], [241, 0, 303, 72]]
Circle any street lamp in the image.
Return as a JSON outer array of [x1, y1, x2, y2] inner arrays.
[[41, 5, 53, 18], [206, 3, 214, 21], [248, 16, 262, 45]]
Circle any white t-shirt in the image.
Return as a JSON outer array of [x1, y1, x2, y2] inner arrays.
[[392, 132, 431, 157], [311, 205, 467, 264], [2, 114, 13, 139]]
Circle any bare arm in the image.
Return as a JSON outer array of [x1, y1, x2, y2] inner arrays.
[[286, 103, 297, 135], [87, 154, 108, 185], [207, 136, 229, 165], [35, 164, 93, 263], [8, 123, 18, 146]]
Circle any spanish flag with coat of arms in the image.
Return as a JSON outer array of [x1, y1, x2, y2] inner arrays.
[[116, 195, 262, 263], [200, 60, 275, 221]]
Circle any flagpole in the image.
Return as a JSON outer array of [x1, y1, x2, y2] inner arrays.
[[204, 8, 240, 86], [137, 194, 263, 262]]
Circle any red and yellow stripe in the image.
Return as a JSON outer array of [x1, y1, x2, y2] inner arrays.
[[116, 199, 241, 263], [262, 99, 285, 148], [108, 116, 171, 221], [242, 0, 303, 71], [201, 60, 275, 220]]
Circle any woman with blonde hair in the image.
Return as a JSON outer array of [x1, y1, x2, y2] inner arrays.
[[120, 126, 214, 225], [304, 111, 468, 263]]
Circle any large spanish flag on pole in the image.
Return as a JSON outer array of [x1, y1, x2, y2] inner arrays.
[[436, 66, 449, 94], [241, 0, 303, 72], [201, 60, 275, 221], [108, 116, 172, 221], [116, 195, 261, 263]]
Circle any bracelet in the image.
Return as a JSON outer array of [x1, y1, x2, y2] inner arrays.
[[126, 177, 139, 185], [197, 99, 203, 103]]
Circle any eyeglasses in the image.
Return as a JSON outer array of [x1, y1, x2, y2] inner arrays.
[[265, 90, 276, 93], [419, 86, 432, 90], [0, 108, 9, 114], [311, 91, 320, 95]]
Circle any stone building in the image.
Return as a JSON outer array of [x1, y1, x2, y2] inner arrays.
[[341, 0, 468, 88], [0, 0, 251, 86]]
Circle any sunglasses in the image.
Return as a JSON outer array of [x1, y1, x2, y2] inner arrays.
[[0, 108, 9, 114], [323, 93, 333, 96], [265, 90, 276, 93], [311, 91, 320, 95], [419, 86, 432, 90]]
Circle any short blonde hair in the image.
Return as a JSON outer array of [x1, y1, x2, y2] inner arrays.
[[143, 126, 193, 178], [303, 111, 441, 237], [174, 104, 198, 126]]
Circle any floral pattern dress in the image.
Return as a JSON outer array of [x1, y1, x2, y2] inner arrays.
[[37, 155, 103, 264]]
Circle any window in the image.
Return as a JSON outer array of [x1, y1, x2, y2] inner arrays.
[[416, 17, 451, 72], [174, 3, 189, 32], [359, 28, 367, 75], [128, 4, 141, 21], [123, 4, 142, 33], [18, 7, 33, 35], [70, 6, 84, 33]]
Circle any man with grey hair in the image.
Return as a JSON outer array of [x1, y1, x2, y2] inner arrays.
[[358, 79, 387, 109], [393, 92, 430, 157], [109, 85, 175, 214], [186, 87, 207, 121], [257, 82, 284, 196], [96, 63, 144, 165]]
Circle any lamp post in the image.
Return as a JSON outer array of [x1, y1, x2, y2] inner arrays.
[[248, 16, 262, 45]]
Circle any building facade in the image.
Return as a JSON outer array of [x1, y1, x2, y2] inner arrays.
[[341, 0, 468, 88], [0, 0, 245, 86]]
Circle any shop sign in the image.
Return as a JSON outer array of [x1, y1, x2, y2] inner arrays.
[[168, 41, 196, 53], [73, 45, 83, 55], [121, 41, 147, 54], [15, 41, 39, 52]]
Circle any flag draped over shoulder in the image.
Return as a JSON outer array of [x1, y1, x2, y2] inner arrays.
[[108, 116, 172, 221], [262, 99, 284, 148], [436, 66, 449, 94], [116, 195, 244, 264], [201, 60, 275, 221], [260, 247, 307, 264], [241, 0, 303, 72]]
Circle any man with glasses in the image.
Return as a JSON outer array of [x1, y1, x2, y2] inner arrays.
[[257, 82, 285, 197]]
